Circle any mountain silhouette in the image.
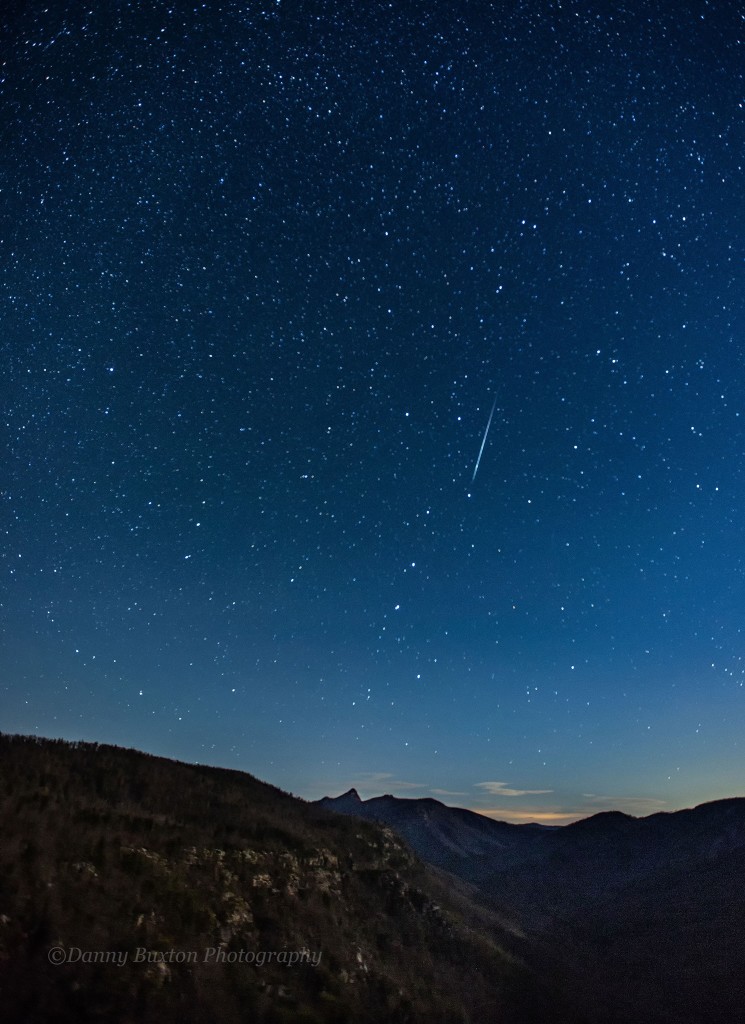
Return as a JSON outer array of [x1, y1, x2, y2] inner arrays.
[[318, 790, 745, 1024]]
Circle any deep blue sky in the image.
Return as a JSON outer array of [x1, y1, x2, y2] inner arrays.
[[2, 0, 743, 822]]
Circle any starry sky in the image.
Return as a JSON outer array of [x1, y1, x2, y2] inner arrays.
[[2, 0, 744, 823]]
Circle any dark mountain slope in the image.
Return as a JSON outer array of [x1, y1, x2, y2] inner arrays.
[[483, 798, 745, 919], [0, 734, 582, 1024], [516, 839, 745, 1024], [319, 789, 745, 1024]]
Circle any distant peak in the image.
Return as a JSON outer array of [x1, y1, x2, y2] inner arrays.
[[566, 809, 634, 833], [340, 787, 361, 801]]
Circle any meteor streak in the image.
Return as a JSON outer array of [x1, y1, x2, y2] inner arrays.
[[471, 396, 497, 482]]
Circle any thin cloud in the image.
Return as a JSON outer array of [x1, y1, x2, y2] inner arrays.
[[475, 780, 554, 798], [580, 794, 668, 817], [349, 772, 427, 792]]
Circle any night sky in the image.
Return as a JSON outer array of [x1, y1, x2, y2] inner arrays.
[[3, 1, 744, 823]]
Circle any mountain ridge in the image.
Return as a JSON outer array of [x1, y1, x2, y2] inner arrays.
[[318, 787, 745, 1024]]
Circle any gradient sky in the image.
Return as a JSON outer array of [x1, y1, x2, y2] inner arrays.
[[2, 0, 744, 823]]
